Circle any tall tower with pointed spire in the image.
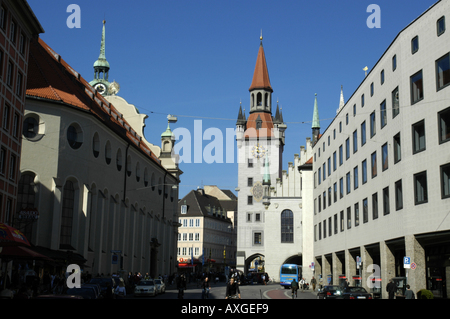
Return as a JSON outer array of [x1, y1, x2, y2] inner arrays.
[[90, 20, 111, 96], [236, 34, 287, 274], [312, 94, 320, 145]]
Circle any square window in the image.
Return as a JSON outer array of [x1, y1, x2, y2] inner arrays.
[[411, 36, 419, 54], [248, 177, 253, 187], [411, 70, 424, 104], [414, 171, 428, 205], [436, 52, 450, 91], [437, 16, 446, 36], [254, 232, 262, 245], [441, 163, 450, 199], [247, 196, 253, 205], [412, 120, 426, 154], [439, 107, 450, 144]]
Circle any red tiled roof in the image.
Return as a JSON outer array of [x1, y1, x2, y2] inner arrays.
[[249, 44, 272, 92], [244, 112, 274, 138], [26, 37, 162, 165]]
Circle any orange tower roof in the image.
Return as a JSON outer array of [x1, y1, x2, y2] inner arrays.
[[249, 42, 272, 92]]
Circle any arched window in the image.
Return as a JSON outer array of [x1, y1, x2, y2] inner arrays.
[[60, 180, 75, 248], [281, 210, 294, 243], [257, 92, 262, 106], [16, 172, 36, 240]]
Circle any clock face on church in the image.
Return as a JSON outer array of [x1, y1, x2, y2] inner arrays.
[[94, 83, 106, 94], [251, 143, 266, 159]]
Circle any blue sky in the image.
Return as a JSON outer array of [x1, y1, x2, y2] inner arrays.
[[27, 0, 438, 198]]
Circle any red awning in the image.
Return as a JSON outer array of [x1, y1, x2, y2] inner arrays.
[[177, 263, 196, 268]]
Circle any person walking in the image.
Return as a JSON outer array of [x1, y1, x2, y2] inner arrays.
[[201, 277, 211, 299], [225, 277, 241, 299], [310, 276, 317, 292], [386, 279, 396, 299], [291, 279, 299, 299], [299, 278, 305, 292], [405, 285, 415, 299], [177, 274, 187, 299]]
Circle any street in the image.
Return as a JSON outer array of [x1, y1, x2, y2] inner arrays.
[[127, 281, 317, 300]]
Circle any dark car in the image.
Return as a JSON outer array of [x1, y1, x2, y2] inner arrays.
[[242, 272, 265, 285], [65, 287, 98, 299], [88, 277, 115, 297], [317, 285, 343, 299], [341, 286, 373, 299]]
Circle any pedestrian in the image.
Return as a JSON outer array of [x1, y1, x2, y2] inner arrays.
[[201, 277, 211, 299], [386, 279, 396, 299], [114, 280, 126, 299], [177, 274, 187, 299], [310, 276, 317, 292], [405, 285, 415, 299], [341, 278, 349, 290], [261, 273, 266, 285], [299, 277, 305, 292], [291, 279, 299, 298], [225, 277, 241, 299]]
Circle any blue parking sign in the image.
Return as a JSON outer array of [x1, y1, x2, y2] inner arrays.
[[403, 257, 411, 268]]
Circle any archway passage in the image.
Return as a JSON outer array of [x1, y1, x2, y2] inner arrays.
[[245, 253, 265, 275]]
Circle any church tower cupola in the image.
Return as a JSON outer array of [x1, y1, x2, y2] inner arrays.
[[249, 32, 272, 114], [90, 20, 111, 96]]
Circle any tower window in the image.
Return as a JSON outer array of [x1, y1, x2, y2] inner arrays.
[[257, 92, 262, 106]]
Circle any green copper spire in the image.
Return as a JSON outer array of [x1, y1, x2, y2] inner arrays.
[[94, 20, 110, 69], [161, 122, 173, 138], [312, 93, 320, 129]]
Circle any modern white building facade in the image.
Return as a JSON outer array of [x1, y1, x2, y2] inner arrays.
[[312, 0, 450, 298]]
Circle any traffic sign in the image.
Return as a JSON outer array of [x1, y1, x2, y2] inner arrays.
[[404, 257, 411, 269], [411, 262, 416, 270]]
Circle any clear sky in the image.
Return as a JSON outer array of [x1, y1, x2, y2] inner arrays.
[[27, 0, 439, 198]]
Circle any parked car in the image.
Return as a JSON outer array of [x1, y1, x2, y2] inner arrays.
[[341, 286, 373, 299], [82, 284, 101, 299], [65, 287, 98, 299], [317, 285, 343, 299], [242, 272, 263, 285], [87, 277, 115, 297], [134, 280, 156, 297], [154, 279, 165, 294]]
